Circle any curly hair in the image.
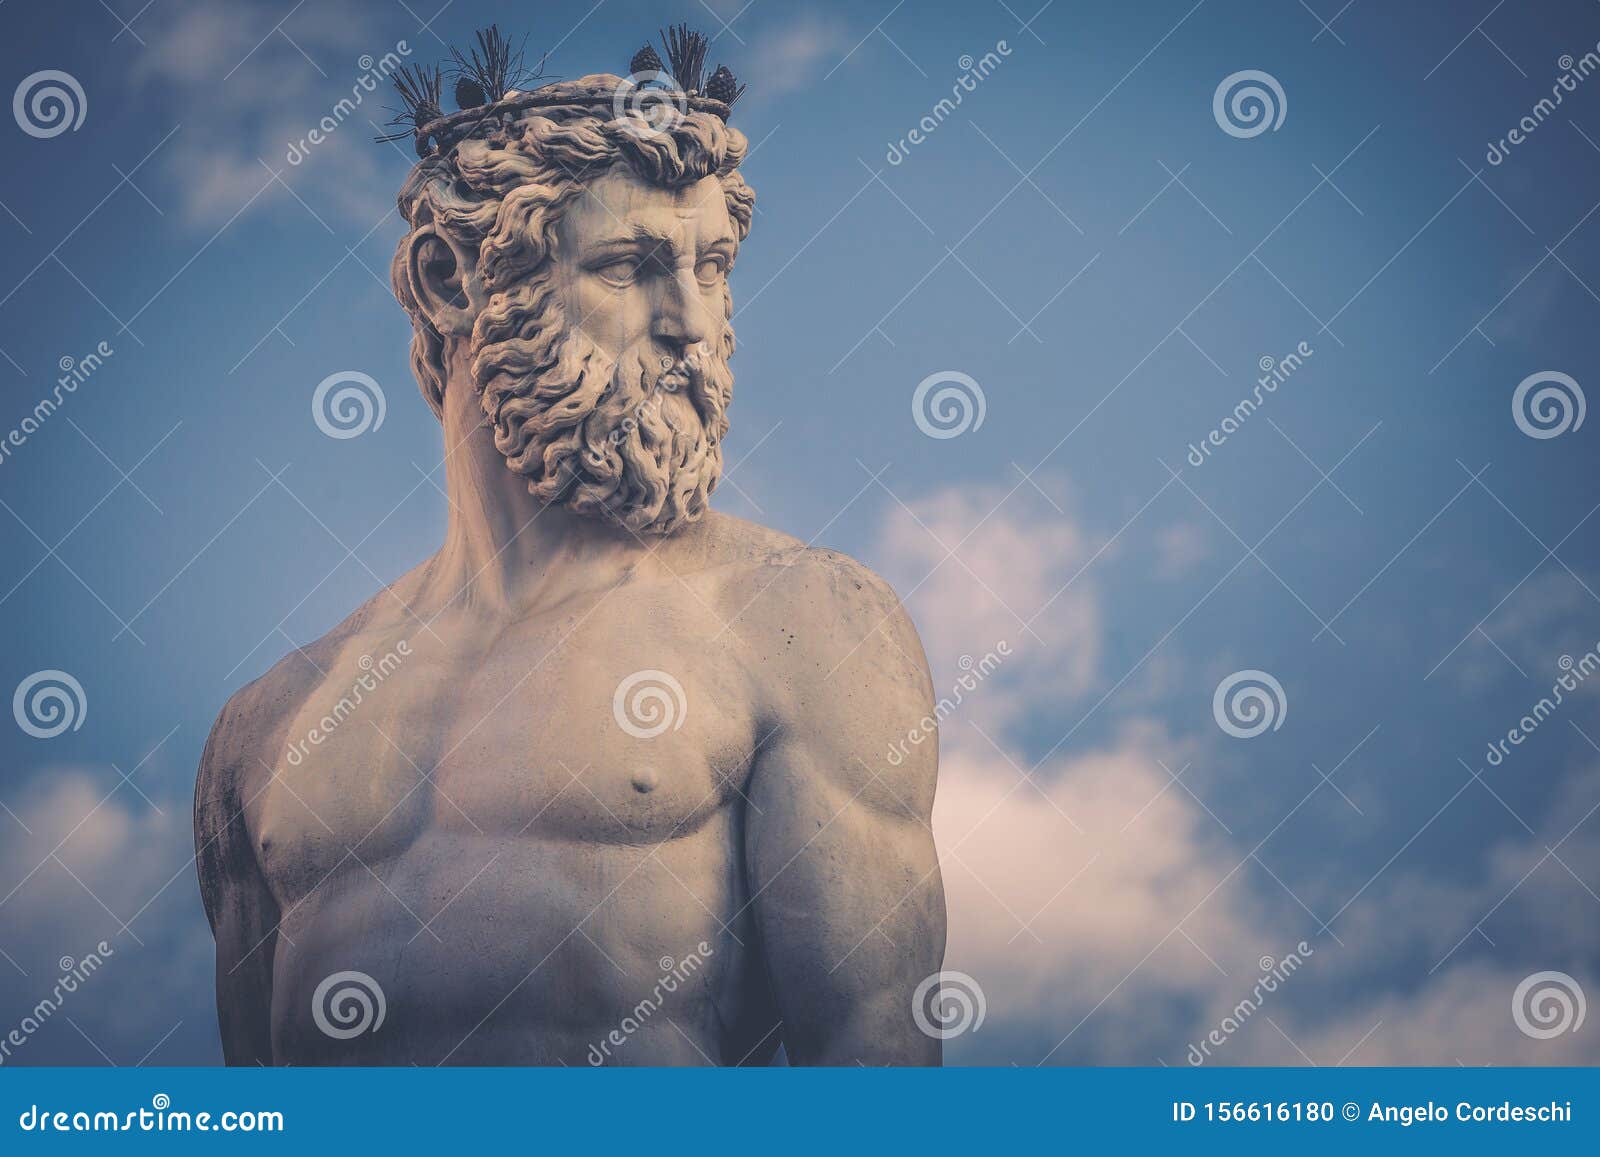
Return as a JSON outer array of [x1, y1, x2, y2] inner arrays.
[[390, 75, 756, 418]]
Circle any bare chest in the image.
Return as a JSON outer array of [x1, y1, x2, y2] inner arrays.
[[248, 611, 759, 901]]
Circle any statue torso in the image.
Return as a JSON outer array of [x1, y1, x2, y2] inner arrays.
[[243, 571, 782, 1065]]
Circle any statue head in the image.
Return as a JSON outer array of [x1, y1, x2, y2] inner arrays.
[[390, 68, 755, 536]]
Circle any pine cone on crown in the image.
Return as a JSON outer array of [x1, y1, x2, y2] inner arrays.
[[630, 44, 663, 77], [455, 76, 487, 108], [705, 65, 744, 107]]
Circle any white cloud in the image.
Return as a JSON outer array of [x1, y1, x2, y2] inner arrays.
[[929, 720, 1600, 1065], [130, 0, 402, 229], [874, 476, 1600, 1065], [0, 770, 215, 1064], [741, 11, 854, 99], [877, 478, 1102, 735]]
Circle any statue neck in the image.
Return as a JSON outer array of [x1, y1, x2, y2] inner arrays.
[[425, 354, 644, 616]]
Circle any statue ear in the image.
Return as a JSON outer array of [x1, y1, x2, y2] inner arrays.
[[404, 226, 478, 337]]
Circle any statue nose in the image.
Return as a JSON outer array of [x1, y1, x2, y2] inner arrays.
[[652, 270, 710, 350]]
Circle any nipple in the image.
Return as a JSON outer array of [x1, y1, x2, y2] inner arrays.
[[631, 766, 659, 794]]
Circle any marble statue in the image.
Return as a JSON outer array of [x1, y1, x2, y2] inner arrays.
[[195, 29, 946, 1066]]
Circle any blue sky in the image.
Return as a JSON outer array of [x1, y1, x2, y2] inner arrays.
[[1, 0, 1598, 1065]]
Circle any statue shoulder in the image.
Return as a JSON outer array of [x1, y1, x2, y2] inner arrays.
[[738, 539, 933, 700], [196, 559, 430, 815], [195, 643, 328, 820]]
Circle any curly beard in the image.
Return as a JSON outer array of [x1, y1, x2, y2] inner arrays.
[[468, 277, 733, 536]]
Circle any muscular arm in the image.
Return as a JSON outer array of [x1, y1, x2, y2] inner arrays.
[[194, 691, 281, 1066], [745, 553, 946, 1065]]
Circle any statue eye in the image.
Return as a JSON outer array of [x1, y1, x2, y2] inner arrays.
[[594, 257, 641, 286], [694, 256, 727, 285]]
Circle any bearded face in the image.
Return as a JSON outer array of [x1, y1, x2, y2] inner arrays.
[[392, 85, 753, 536], [470, 166, 738, 536]]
